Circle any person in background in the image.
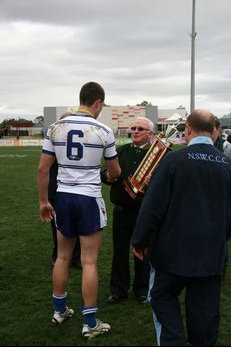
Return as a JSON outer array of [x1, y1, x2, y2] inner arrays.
[[226, 132, 231, 144], [132, 109, 231, 346], [224, 138, 231, 159], [212, 116, 231, 159], [212, 116, 231, 285], [213, 117, 224, 152], [213, 116, 231, 159], [38, 82, 121, 339], [102, 117, 154, 305]]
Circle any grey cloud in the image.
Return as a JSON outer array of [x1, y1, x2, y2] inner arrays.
[[0, 0, 230, 120]]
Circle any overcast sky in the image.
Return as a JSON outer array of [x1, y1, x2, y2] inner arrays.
[[0, 0, 230, 121]]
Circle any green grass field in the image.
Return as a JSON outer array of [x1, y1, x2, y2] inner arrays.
[[0, 146, 230, 346]]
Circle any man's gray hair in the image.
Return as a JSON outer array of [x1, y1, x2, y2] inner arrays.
[[136, 117, 154, 131]]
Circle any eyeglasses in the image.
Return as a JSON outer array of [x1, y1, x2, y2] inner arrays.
[[131, 126, 150, 132]]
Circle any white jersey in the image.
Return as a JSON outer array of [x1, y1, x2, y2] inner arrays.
[[42, 112, 118, 197]]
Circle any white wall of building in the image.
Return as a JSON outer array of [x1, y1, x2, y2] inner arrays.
[[44, 105, 158, 130], [43, 105, 185, 134]]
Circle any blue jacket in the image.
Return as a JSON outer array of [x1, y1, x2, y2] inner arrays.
[[131, 140, 231, 276]]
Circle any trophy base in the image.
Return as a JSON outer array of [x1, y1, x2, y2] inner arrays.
[[123, 178, 146, 201]]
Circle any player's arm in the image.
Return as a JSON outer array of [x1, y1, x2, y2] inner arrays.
[[103, 129, 121, 181], [38, 153, 55, 222], [105, 157, 121, 181]]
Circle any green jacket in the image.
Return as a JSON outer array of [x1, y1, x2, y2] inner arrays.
[[110, 143, 151, 209]]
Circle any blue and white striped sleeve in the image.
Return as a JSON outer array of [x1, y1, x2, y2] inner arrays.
[[104, 130, 117, 160], [42, 127, 55, 156]]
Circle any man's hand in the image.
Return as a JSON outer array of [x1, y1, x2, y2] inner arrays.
[[106, 170, 118, 183], [132, 247, 148, 261], [40, 202, 54, 222]]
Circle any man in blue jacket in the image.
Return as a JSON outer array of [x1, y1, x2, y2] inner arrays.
[[131, 109, 231, 346]]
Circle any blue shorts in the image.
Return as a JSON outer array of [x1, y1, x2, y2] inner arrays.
[[54, 192, 107, 238]]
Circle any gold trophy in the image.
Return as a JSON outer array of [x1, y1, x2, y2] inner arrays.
[[123, 118, 184, 200]]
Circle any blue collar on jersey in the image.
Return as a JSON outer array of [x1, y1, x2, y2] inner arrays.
[[188, 135, 213, 146]]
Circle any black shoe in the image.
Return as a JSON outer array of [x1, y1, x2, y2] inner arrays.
[[107, 294, 127, 304], [135, 294, 148, 304]]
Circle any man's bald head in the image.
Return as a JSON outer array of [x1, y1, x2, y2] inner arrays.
[[186, 109, 215, 134]]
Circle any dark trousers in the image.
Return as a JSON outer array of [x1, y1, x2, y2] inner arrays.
[[149, 267, 221, 346], [110, 206, 150, 297], [50, 219, 81, 263]]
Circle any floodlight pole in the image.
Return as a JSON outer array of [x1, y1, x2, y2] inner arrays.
[[190, 0, 196, 113]]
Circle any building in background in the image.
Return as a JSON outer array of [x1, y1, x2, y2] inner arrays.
[[43, 106, 74, 129], [98, 105, 158, 136], [44, 105, 187, 136], [9, 120, 43, 137], [44, 105, 158, 134]]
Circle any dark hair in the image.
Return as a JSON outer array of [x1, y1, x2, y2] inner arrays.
[[79, 82, 105, 106], [186, 109, 215, 134], [213, 116, 220, 130]]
